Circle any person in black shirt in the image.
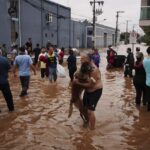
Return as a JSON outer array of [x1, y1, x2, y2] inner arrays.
[[33, 43, 41, 65], [124, 48, 134, 77], [133, 52, 146, 106], [67, 49, 77, 82], [0, 50, 14, 112]]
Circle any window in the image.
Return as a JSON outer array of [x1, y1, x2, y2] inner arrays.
[[148, 0, 150, 6]]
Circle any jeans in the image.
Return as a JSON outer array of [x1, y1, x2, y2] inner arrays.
[[0, 82, 14, 111], [48, 67, 57, 82], [20, 76, 30, 94]]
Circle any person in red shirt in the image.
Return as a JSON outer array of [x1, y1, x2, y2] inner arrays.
[[59, 47, 65, 64]]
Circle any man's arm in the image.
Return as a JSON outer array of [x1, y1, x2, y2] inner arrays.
[[30, 64, 36, 75], [74, 78, 94, 88]]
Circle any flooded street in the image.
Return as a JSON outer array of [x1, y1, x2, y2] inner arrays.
[[0, 44, 150, 150]]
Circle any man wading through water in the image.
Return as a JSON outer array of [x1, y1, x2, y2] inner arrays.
[[74, 54, 103, 130]]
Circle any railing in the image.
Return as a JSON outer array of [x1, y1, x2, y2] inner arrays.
[[140, 6, 150, 20]]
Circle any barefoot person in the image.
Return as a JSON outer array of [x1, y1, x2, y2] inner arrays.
[[74, 54, 103, 130]]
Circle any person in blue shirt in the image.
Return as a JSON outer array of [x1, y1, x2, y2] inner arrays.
[[0, 50, 14, 112], [91, 48, 100, 68], [143, 47, 150, 111], [13, 46, 36, 97]]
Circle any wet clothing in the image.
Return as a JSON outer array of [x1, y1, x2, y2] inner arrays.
[[67, 55, 77, 81], [133, 61, 146, 105], [46, 52, 57, 82], [143, 57, 150, 86], [38, 53, 46, 78], [83, 88, 102, 111], [91, 53, 100, 68], [0, 56, 14, 111], [124, 52, 134, 77], [33, 47, 41, 64], [107, 49, 117, 65], [59, 51, 64, 64], [143, 57, 150, 110], [146, 86, 150, 111], [14, 53, 33, 96], [14, 54, 33, 76], [19, 76, 30, 96], [0, 56, 10, 84]]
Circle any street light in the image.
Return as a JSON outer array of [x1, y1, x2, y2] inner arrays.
[[115, 11, 125, 47]]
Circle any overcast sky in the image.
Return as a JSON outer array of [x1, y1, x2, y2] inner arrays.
[[50, 0, 142, 33]]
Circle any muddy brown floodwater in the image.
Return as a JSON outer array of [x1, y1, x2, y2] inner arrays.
[[0, 45, 150, 150]]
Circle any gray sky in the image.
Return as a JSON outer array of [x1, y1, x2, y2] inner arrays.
[[50, 0, 142, 33]]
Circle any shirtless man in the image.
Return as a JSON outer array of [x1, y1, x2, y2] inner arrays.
[[68, 62, 94, 122], [74, 54, 103, 130]]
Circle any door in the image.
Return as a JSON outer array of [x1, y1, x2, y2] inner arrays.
[[104, 33, 107, 47]]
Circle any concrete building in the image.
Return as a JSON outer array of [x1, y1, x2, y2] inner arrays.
[[139, 0, 150, 28], [86, 24, 116, 48], [0, 0, 116, 49]]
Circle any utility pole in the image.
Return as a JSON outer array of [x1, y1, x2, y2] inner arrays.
[[18, 0, 21, 47], [115, 11, 124, 47], [90, 0, 104, 48], [41, 0, 43, 47], [125, 20, 130, 44]]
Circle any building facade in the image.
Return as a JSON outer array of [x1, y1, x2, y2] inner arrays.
[[140, 0, 150, 28], [0, 0, 116, 49]]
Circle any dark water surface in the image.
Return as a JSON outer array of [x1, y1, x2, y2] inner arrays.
[[0, 45, 150, 150]]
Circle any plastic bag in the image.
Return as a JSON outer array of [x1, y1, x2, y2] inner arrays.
[[57, 64, 66, 78]]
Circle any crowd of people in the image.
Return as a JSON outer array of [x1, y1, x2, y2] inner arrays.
[[1, 39, 150, 130], [106, 45, 150, 111]]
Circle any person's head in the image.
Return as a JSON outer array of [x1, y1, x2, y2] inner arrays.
[[108, 45, 112, 49], [136, 47, 140, 52], [69, 49, 74, 55], [36, 43, 39, 47], [46, 42, 52, 50], [146, 47, 150, 55], [48, 45, 54, 54], [61, 47, 65, 52], [80, 62, 92, 74], [41, 47, 46, 53], [2, 44, 6, 47], [136, 52, 144, 61], [127, 47, 131, 53], [19, 46, 25, 53]]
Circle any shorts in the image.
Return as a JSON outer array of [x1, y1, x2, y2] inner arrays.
[[83, 88, 102, 111]]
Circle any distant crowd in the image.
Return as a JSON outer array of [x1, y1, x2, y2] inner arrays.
[[1, 38, 150, 130]]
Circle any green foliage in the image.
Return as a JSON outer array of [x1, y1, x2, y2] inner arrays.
[[120, 32, 130, 44]]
